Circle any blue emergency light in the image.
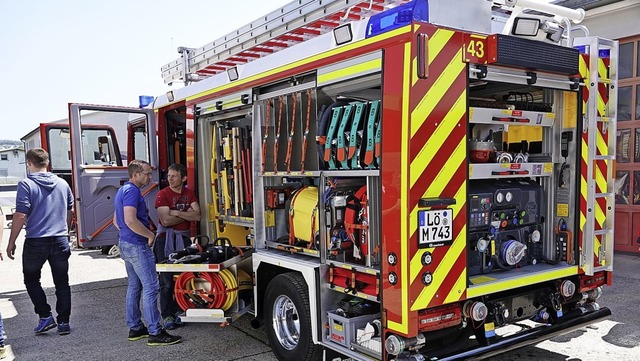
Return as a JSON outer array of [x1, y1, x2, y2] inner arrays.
[[139, 95, 155, 108], [366, 0, 428, 38]]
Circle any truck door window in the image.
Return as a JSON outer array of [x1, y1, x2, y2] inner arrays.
[[48, 128, 73, 171], [75, 110, 148, 166], [130, 122, 149, 162]]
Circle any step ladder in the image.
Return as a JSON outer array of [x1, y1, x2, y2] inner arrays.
[[160, 0, 409, 85], [573, 36, 618, 276]]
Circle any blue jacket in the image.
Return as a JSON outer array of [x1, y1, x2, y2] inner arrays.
[[15, 172, 73, 238]]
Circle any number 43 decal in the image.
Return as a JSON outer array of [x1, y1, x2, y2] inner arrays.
[[463, 35, 488, 63], [466, 40, 485, 58]]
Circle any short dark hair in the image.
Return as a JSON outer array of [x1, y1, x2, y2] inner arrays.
[[128, 159, 150, 178], [26, 148, 50, 168], [168, 163, 187, 178]]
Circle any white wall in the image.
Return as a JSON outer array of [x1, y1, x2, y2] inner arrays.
[[580, 1, 640, 40], [0, 148, 25, 184]]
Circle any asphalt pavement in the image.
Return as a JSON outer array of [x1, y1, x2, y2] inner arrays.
[[1, 225, 639, 361], [0, 229, 277, 361]]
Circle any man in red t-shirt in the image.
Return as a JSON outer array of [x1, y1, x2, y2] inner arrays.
[[154, 163, 200, 329]]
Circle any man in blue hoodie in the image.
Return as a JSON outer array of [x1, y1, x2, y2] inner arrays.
[[5, 148, 74, 336]]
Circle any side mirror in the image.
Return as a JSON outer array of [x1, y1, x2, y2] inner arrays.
[[97, 136, 111, 163]]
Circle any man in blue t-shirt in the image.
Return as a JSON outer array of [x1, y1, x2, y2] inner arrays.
[[113, 159, 181, 346]]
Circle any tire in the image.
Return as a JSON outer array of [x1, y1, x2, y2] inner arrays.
[[264, 273, 322, 361]]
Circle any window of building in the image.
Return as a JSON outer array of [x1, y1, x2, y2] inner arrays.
[[618, 36, 640, 208], [617, 171, 630, 204], [0, 154, 7, 161], [634, 171, 640, 205], [620, 41, 634, 79], [619, 86, 632, 121]]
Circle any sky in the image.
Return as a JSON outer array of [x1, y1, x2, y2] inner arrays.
[[0, 0, 291, 141]]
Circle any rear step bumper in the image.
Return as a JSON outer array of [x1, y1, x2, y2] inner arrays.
[[433, 307, 611, 361]]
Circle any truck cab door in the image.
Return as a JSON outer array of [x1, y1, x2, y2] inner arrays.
[[68, 104, 158, 249]]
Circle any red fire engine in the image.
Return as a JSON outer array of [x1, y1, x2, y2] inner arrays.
[[67, 0, 617, 359]]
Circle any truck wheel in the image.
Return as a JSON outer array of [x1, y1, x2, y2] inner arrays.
[[264, 273, 321, 361]]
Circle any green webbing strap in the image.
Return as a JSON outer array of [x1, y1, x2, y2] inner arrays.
[[348, 102, 366, 169], [336, 103, 355, 169], [373, 102, 382, 168], [324, 106, 343, 170], [363, 100, 380, 168]]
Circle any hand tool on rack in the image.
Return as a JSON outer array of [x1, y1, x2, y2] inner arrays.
[[261, 100, 272, 174], [285, 92, 298, 173], [273, 96, 284, 173], [301, 89, 313, 173]]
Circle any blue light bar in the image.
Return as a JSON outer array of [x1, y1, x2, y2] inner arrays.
[[139, 95, 155, 108], [366, 0, 429, 38]]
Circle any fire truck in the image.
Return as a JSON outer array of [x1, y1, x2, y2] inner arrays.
[[67, 0, 617, 359]]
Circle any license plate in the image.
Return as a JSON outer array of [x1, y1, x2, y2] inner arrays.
[[418, 209, 453, 248]]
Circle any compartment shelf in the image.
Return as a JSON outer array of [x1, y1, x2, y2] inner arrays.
[[156, 248, 254, 273], [261, 171, 321, 177], [469, 107, 555, 127], [180, 301, 254, 324], [327, 262, 380, 303], [467, 263, 578, 298], [265, 241, 320, 257], [328, 261, 380, 276], [326, 284, 380, 303], [217, 215, 254, 227], [469, 162, 553, 179], [323, 170, 380, 177]]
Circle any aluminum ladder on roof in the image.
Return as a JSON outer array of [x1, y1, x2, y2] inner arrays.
[[160, 0, 408, 85], [573, 36, 618, 276]]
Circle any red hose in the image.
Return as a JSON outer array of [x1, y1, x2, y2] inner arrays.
[[174, 272, 228, 311]]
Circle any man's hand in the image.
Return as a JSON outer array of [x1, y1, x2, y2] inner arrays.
[[147, 230, 156, 247], [6, 242, 16, 260]]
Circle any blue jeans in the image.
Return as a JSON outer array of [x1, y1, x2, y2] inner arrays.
[[119, 241, 162, 335], [22, 236, 71, 323]]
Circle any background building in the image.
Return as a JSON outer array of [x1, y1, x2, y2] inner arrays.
[[560, 0, 640, 252], [0, 146, 25, 184]]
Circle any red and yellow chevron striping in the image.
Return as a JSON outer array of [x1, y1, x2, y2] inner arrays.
[[408, 25, 467, 314]]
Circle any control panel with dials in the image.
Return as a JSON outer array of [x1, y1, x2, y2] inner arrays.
[[467, 180, 545, 276]]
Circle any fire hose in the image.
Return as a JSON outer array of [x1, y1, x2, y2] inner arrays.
[[174, 269, 238, 311]]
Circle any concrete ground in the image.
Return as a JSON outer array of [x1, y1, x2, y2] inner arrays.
[[0, 229, 277, 361], [1, 224, 639, 360]]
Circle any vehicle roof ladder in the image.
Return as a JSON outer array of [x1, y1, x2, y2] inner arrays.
[[160, 0, 409, 85], [573, 36, 618, 276]]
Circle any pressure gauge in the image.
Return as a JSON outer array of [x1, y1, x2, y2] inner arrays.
[[388, 252, 398, 265], [496, 192, 504, 203], [505, 191, 513, 203], [477, 238, 489, 252], [531, 229, 541, 243]]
